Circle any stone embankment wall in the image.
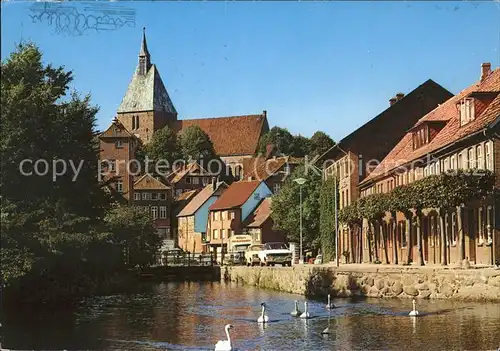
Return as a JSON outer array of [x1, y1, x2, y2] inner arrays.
[[222, 265, 500, 302]]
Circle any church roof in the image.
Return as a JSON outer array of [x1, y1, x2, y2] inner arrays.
[[117, 64, 177, 115], [172, 113, 269, 157]]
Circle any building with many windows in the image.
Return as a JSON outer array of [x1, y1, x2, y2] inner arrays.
[[355, 63, 500, 266]]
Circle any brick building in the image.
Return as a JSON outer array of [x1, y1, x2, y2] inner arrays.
[[356, 63, 500, 267], [322, 79, 454, 263]]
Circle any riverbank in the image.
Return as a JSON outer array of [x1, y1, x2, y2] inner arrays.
[[222, 264, 500, 301]]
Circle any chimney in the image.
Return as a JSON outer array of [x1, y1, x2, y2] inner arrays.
[[212, 177, 217, 191], [389, 97, 397, 106], [481, 62, 492, 81], [396, 92, 405, 101], [263, 110, 267, 118]]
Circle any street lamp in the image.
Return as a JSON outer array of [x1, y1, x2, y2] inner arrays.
[[293, 177, 307, 264]]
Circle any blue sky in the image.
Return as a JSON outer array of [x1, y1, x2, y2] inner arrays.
[[2, 1, 499, 141]]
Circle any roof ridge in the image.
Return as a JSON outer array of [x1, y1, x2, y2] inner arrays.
[[181, 114, 264, 122]]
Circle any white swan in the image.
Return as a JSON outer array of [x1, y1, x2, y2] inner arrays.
[[257, 302, 269, 323], [215, 324, 234, 351], [300, 301, 312, 319], [409, 299, 419, 316], [325, 294, 335, 309], [290, 300, 302, 317]]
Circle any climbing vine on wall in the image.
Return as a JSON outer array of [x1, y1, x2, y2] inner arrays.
[[351, 169, 495, 222]]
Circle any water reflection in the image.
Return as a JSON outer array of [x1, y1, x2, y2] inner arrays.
[[2, 281, 500, 350]]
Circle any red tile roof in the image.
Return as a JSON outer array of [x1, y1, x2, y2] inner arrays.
[[172, 114, 268, 157], [363, 68, 500, 184], [177, 182, 228, 217], [209, 180, 262, 211], [244, 197, 273, 228]]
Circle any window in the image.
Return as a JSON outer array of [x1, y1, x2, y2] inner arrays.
[[450, 155, 456, 170], [273, 183, 281, 193], [134, 192, 140, 201], [457, 153, 463, 170], [476, 145, 484, 169], [284, 164, 291, 174], [116, 180, 123, 193], [468, 148, 475, 169], [151, 206, 158, 220], [459, 98, 475, 126], [192, 177, 199, 185], [213, 229, 219, 239], [424, 166, 429, 177], [175, 189, 183, 197], [215, 212, 220, 220], [486, 205, 494, 245], [434, 162, 440, 175], [444, 158, 449, 172], [115, 140, 123, 148], [221, 229, 226, 239], [400, 221, 407, 248], [451, 212, 457, 245], [142, 192, 150, 200], [485, 142, 493, 171], [186, 177, 192, 184], [462, 151, 468, 169], [413, 125, 430, 149], [109, 159, 116, 172], [230, 211, 235, 220], [222, 211, 226, 220], [152, 192, 158, 201], [202, 177, 209, 185], [160, 206, 167, 219], [254, 192, 261, 201], [478, 207, 484, 245], [159, 192, 166, 200]]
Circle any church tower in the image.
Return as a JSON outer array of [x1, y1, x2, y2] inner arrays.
[[117, 28, 178, 143]]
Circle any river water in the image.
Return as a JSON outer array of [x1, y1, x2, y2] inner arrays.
[[3, 281, 500, 350]]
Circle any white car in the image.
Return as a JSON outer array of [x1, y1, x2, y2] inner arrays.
[[258, 242, 292, 267]]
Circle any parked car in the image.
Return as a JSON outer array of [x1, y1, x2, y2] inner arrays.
[[245, 244, 265, 266], [314, 255, 323, 265], [261, 242, 292, 267]]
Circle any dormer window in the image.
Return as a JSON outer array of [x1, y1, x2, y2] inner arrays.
[[412, 124, 429, 150], [458, 98, 475, 126]]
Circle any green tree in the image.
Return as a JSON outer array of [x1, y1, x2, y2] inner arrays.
[[290, 135, 312, 157], [142, 125, 180, 173], [309, 131, 335, 156], [258, 126, 295, 156], [319, 176, 338, 262], [271, 165, 322, 250], [1, 43, 161, 303], [103, 205, 161, 268], [179, 125, 216, 161]]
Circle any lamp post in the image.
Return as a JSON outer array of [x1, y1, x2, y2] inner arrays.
[[293, 177, 308, 264], [334, 175, 339, 267]]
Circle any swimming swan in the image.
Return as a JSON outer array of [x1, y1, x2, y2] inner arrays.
[[409, 299, 419, 316], [215, 324, 234, 351], [257, 302, 269, 323], [325, 294, 335, 309], [300, 301, 312, 319], [290, 300, 302, 317]]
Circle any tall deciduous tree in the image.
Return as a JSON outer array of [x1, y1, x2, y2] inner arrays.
[[1, 43, 159, 303], [271, 165, 322, 250], [309, 131, 335, 156], [179, 125, 216, 161]]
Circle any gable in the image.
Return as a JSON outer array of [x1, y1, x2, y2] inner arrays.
[[99, 119, 134, 139], [134, 174, 170, 190]]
